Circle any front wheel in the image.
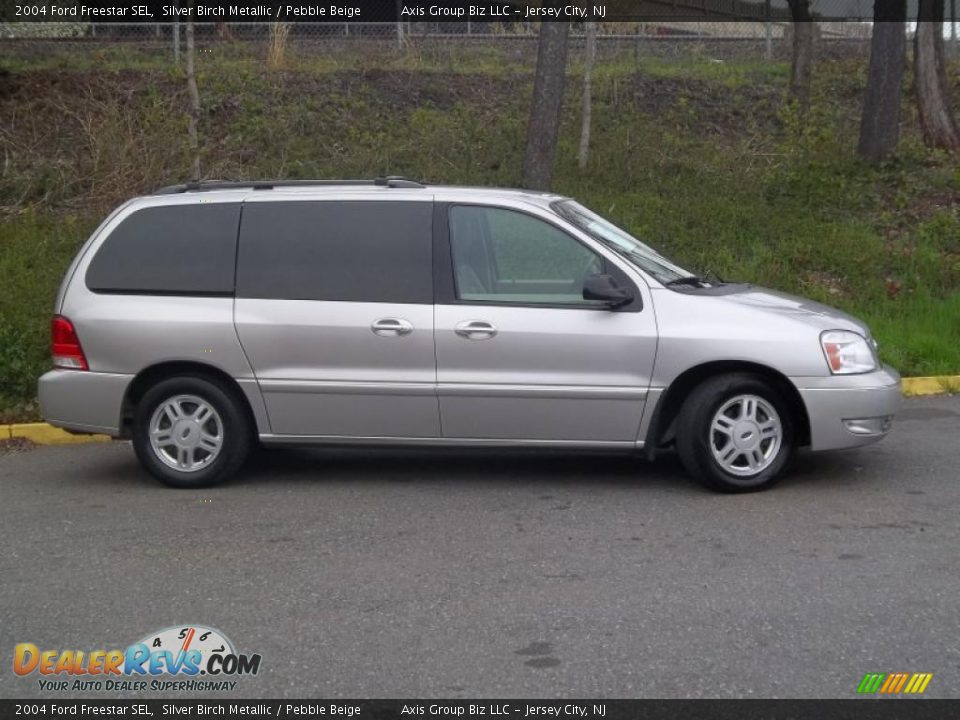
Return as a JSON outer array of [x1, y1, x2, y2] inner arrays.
[[132, 376, 251, 488], [676, 373, 795, 493]]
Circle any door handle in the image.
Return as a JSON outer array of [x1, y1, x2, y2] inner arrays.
[[454, 320, 497, 340], [371, 318, 414, 337]]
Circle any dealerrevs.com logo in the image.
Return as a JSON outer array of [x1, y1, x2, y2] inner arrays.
[[14, 625, 261, 693]]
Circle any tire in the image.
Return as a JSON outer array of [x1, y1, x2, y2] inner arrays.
[[675, 373, 795, 493], [132, 375, 252, 488]]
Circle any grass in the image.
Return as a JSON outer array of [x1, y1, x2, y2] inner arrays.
[[0, 39, 539, 76], [0, 213, 89, 421], [623, 56, 790, 87], [1, 44, 958, 420]]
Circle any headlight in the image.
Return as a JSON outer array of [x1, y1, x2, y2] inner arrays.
[[820, 330, 878, 374]]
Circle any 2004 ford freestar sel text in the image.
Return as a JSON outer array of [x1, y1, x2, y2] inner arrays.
[[39, 178, 901, 492]]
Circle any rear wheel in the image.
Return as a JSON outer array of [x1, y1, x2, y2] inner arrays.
[[132, 376, 251, 488], [676, 373, 795, 493]]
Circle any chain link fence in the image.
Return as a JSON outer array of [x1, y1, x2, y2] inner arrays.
[[0, 20, 884, 67], [1, 19, 879, 40]]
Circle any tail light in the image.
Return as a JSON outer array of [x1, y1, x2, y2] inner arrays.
[[51, 315, 88, 370]]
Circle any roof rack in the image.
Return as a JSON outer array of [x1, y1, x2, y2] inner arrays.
[[372, 176, 425, 188], [153, 176, 426, 194]]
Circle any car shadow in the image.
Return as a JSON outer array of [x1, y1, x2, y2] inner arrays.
[[235, 444, 697, 492], [79, 439, 879, 494], [234, 443, 877, 493]]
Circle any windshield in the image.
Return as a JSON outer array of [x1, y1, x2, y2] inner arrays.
[[552, 200, 697, 285]]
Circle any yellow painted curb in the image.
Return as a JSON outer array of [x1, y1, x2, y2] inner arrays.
[[901, 376, 960, 397], [6, 423, 111, 445]]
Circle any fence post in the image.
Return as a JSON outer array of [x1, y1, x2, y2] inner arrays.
[[395, 0, 405, 49], [765, 0, 773, 61], [952, 0, 957, 52], [174, 21, 181, 64]]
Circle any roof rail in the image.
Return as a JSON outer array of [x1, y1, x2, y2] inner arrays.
[[153, 177, 426, 194], [373, 176, 426, 188]]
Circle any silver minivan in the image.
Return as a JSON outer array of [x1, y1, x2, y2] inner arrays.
[[39, 178, 901, 492]]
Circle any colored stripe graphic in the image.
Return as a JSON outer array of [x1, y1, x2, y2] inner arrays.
[[892, 673, 909, 693], [857, 673, 885, 693], [907, 673, 933, 694], [858, 672, 933, 694], [879, 674, 899, 693]]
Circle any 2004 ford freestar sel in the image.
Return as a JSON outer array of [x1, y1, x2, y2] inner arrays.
[[39, 178, 901, 492]]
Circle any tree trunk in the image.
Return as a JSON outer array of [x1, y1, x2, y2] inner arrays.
[[185, 13, 201, 182], [215, 22, 233, 43], [578, 22, 596, 170], [523, 20, 571, 190], [857, 1, 906, 162], [787, 0, 815, 111], [915, 0, 960, 151]]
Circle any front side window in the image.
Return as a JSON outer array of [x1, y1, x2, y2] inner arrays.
[[236, 200, 433, 304], [449, 205, 604, 305]]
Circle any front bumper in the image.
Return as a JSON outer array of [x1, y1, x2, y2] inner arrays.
[[38, 369, 132, 436], [793, 364, 902, 451]]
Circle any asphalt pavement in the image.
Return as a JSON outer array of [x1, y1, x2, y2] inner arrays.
[[2, 396, 959, 699]]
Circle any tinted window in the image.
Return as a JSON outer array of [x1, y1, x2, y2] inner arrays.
[[86, 203, 240, 294], [237, 201, 432, 304], [450, 205, 603, 305]]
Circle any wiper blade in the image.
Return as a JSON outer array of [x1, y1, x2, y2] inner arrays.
[[664, 275, 706, 288], [701, 267, 725, 284]]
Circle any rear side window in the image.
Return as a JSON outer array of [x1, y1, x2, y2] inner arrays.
[[236, 201, 433, 304], [86, 203, 240, 295]]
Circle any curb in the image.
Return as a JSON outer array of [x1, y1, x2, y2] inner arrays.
[[1, 376, 958, 446], [3, 423, 111, 445], [901, 375, 960, 397]]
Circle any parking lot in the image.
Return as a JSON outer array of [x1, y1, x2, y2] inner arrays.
[[2, 395, 958, 699]]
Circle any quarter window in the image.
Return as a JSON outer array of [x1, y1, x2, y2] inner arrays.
[[236, 201, 433, 304], [86, 203, 240, 295], [449, 205, 604, 305]]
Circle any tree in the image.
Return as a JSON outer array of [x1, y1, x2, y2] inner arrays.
[[857, 1, 907, 162], [578, 21, 597, 170], [185, 10, 201, 181], [523, 20, 571, 190], [914, 0, 960, 151], [787, 0, 815, 111]]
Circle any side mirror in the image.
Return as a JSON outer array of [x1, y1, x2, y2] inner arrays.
[[583, 273, 633, 308]]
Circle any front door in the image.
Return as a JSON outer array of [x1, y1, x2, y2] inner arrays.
[[234, 197, 440, 438], [435, 203, 657, 443]]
